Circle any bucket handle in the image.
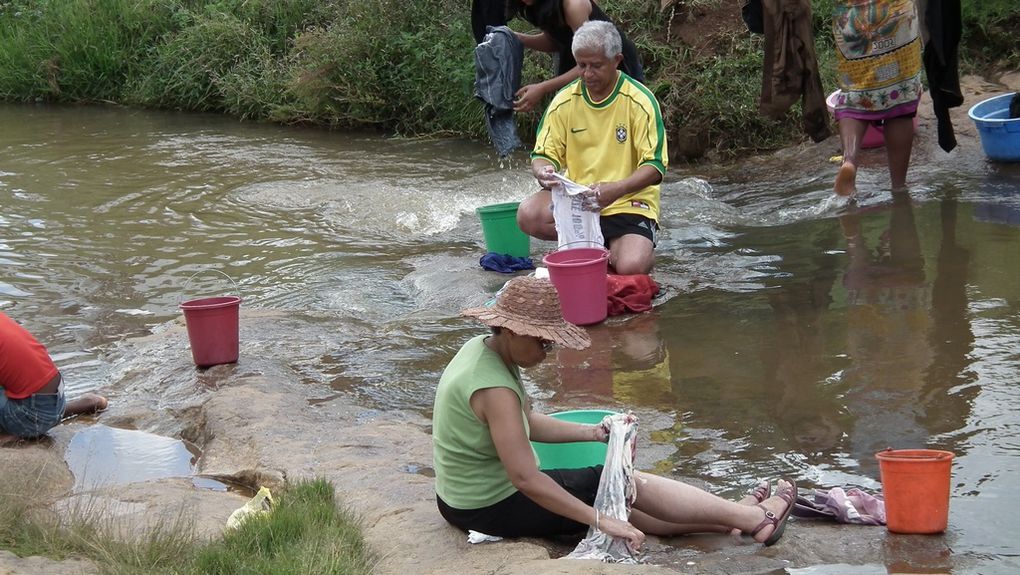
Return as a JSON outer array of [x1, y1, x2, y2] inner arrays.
[[556, 240, 606, 250], [182, 269, 241, 300]]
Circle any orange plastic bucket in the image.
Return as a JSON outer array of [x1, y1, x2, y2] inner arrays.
[[180, 270, 241, 368], [876, 448, 954, 534]]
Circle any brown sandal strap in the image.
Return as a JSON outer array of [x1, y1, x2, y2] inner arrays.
[[749, 504, 778, 537], [748, 483, 796, 537]]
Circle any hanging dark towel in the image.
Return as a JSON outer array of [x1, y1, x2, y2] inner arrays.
[[923, 0, 964, 152], [759, 0, 831, 142], [474, 26, 524, 157]]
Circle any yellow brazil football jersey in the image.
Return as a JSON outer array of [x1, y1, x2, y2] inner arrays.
[[531, 72, 667, 221]]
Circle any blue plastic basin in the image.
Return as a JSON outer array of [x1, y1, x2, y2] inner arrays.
[[967, 93, 1020, 162]]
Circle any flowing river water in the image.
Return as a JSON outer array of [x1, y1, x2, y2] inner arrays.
[[2, 103, 1019, 573]]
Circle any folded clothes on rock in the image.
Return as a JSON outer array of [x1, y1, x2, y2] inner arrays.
[[793, 487, 886, 525]]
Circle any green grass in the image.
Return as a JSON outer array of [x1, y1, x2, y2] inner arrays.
[[0, 477, 374, 575], [192, 479, 373, 575], [0, 0, 1017, 155]]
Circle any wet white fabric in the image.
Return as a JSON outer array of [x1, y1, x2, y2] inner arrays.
[[565, 413, 640, 564], [550, 172, 604, 249], [467, 530, 503, 544]]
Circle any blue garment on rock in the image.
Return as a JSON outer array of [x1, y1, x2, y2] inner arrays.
[[474, 26, 523, 158], [479, 253, 534, 273]]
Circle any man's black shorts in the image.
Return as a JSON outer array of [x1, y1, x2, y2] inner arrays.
[[600, 213, 658, 247]]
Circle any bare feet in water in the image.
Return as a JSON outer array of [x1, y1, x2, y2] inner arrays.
[[835, 162, 857, 197], [63, 394, 108, 418]]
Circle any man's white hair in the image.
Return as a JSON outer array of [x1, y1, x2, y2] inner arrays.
[[572, 20, 622, 59]]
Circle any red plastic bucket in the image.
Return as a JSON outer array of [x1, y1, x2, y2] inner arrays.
[[542, 247, 609, 325], [179, 270, 241, 368], [876, 448, 954, 534]]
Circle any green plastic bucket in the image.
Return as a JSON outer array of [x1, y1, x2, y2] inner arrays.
[[476, 202, 530, 257], [532, 409, 616, 470]]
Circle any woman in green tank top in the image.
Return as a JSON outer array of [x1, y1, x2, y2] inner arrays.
[[432, 276, 798, 552]]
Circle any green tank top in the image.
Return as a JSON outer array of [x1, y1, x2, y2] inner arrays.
[[432, 335, 532, 509]]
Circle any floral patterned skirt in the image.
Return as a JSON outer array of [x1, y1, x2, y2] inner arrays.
[[831, 0, 923, 122]]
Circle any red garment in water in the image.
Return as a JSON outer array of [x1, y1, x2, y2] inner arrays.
[[0, 312, 59, 399], [606, 275, 659, 316]]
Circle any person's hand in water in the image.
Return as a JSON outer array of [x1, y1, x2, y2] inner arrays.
[[597, 514, 645, 553]]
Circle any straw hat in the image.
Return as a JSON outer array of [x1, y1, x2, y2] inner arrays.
[[462, 276, 591, 350]]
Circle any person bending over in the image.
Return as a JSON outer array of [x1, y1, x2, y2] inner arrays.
[[506, 0, 644, 114], [516, 21, 666, 275], [1, 311, 107, 446], [432, 276, 797, 551]]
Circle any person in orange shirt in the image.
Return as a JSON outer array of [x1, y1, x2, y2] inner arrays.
[[1, 311, 107, 446]]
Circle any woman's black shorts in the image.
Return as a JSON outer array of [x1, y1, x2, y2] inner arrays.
[[436, 465, 603, 538]]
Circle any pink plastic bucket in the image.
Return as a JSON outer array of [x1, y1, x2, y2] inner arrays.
[[826, 90, 921, 149], [542, 247, 609, 326], [179, 270, 241, 368]]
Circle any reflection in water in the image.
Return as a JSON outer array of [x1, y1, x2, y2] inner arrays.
[[546, 313, 673, 408], [65, 425, 210, 492], [763, 220, 844, 458], [920, 194, 976, 441], [839, 193, 934, 466]]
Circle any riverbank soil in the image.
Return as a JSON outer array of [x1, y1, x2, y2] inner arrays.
[[2, 72, 1018, 575]]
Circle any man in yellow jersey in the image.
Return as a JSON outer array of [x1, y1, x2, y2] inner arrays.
[[516, 20, 667, 275]]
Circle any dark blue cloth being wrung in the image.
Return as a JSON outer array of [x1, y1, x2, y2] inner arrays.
[[479, 253, 534, 273]]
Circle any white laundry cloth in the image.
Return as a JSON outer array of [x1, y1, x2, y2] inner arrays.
[[549, 172, 604, 249], [565, 413, 640, 564], [467, 530, 503, 544]]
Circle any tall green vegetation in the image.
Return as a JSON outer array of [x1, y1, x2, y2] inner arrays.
[[0, 477, 373, 574], [0, 0, 1016, 157]]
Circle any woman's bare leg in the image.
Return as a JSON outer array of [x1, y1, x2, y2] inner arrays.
[[629, 473, 794, 543], [883, 116, 915, 192], [836, 118, 868, 196]]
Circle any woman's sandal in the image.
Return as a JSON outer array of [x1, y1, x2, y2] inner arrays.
[[730, 480, 772, 536], [749, 478, 797, 546]]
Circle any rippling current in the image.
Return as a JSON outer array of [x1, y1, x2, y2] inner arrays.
[[2, 104, 1019, 573]]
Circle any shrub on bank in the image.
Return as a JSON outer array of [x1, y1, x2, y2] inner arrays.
[[0, 0, 1016, 158]]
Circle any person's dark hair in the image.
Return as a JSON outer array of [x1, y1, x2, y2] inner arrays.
[[505, 0, 524, 20], [490, 326, 504, 335]]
